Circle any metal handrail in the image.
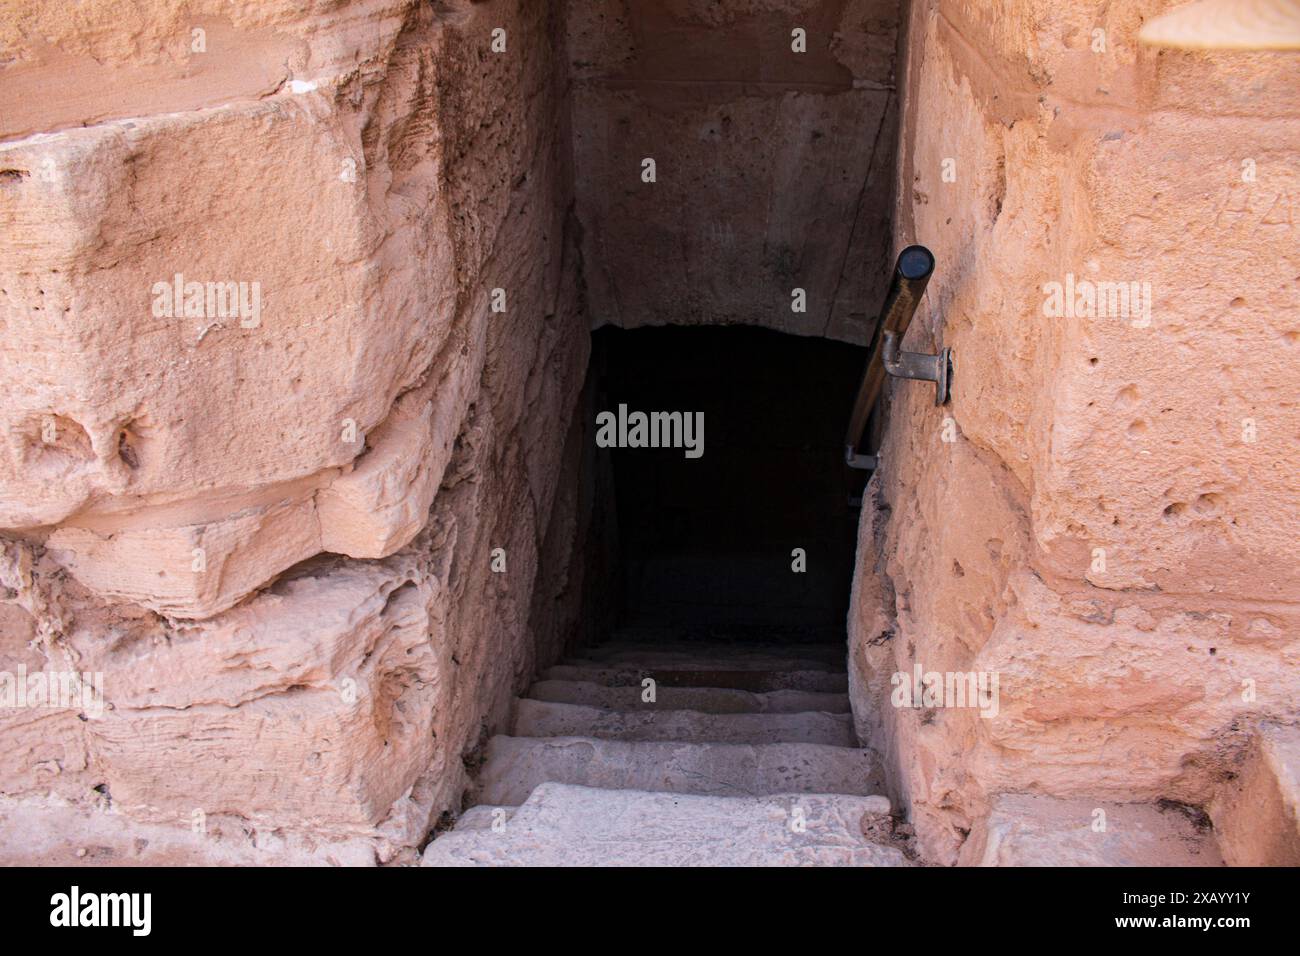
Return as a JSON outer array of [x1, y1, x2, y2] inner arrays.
[[843, 245, 947, 469]]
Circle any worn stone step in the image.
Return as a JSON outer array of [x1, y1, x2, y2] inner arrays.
[[607, 625, 845, 651], [423, 782, 907, 867], [958, 793, 1224, 866], [544, 662, 848, 693], [526, 679, 850, 714], [590, 639, 842, 655], [577, 643, 845, 672], [473, 735, 883, 806], [1212, 722, 1300, 866], [453, 805, 514, 832], [513, 698, 857, 746]]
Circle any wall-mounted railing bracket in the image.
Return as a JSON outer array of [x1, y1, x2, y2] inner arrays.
[[881, 330, 951, 406], [844, 450, 878, 471]]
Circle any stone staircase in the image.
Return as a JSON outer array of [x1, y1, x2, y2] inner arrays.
[[422, 639, 910, 866]]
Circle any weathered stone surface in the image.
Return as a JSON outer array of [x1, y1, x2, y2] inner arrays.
[[475, 735, 882, 806], [73, 551, 442, 829], [0, 794, 379, 866], [0, 97, 432, 534], [46, 492, 323, 619], [1139, 0, 1300, 50], [453, 804, 514, 833], [959, 571, 1300, 804], [567, 0, 901, 344], [528, 679, 851, 714], [597, 629, 849, 662], [513, 698, 858, 746], [0, 2, 480, 617], [0, 1, 414, 142], [1211, 723, 1300, 866], [542, 663, 849, 693], [0, 0, 592, 860], [577, 641, 846, 671], [424, 783, 906, 867], [1, 0, 1295, 869], [317, 349, 479, 560], [0, 604, 94, 800], [959, 794, 1223, 867], [849, 0, 1300, 865]]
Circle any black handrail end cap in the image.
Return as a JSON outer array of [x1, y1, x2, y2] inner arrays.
[[897, 245, 935, 281]]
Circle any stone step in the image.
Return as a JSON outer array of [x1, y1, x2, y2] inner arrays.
[[1212, 722, 1300, 866], [543, 663, 848, 693], [590, 639, 842, 655], [473, 735, 883, 806], [453, 805, 515, 832], [423, 783, 907, 867], [513, 698, 857, 746], [526, 679, 850, 714], [958, 793, 1224, 866], [577, 643, 845, 672], [606, 625, 845, 651]]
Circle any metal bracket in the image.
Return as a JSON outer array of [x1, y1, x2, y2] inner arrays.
[[882, 330, 951, 405], [844, 449, 878, 471]]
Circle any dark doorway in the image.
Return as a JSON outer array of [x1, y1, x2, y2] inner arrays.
[[588, 324, 867, 647]]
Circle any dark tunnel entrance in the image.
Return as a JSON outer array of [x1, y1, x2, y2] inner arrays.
[[587, 324, 869, 649]]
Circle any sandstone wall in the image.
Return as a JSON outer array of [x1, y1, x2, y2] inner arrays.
[[567, 0, 902, 344], [850, 0, 1300, 863], [0, 0, 589, 863]]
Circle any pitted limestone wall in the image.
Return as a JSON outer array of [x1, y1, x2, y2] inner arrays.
[[567, 0, 903, 344], [0, 0, 590, 863], [849, 0, 1300, 864]]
